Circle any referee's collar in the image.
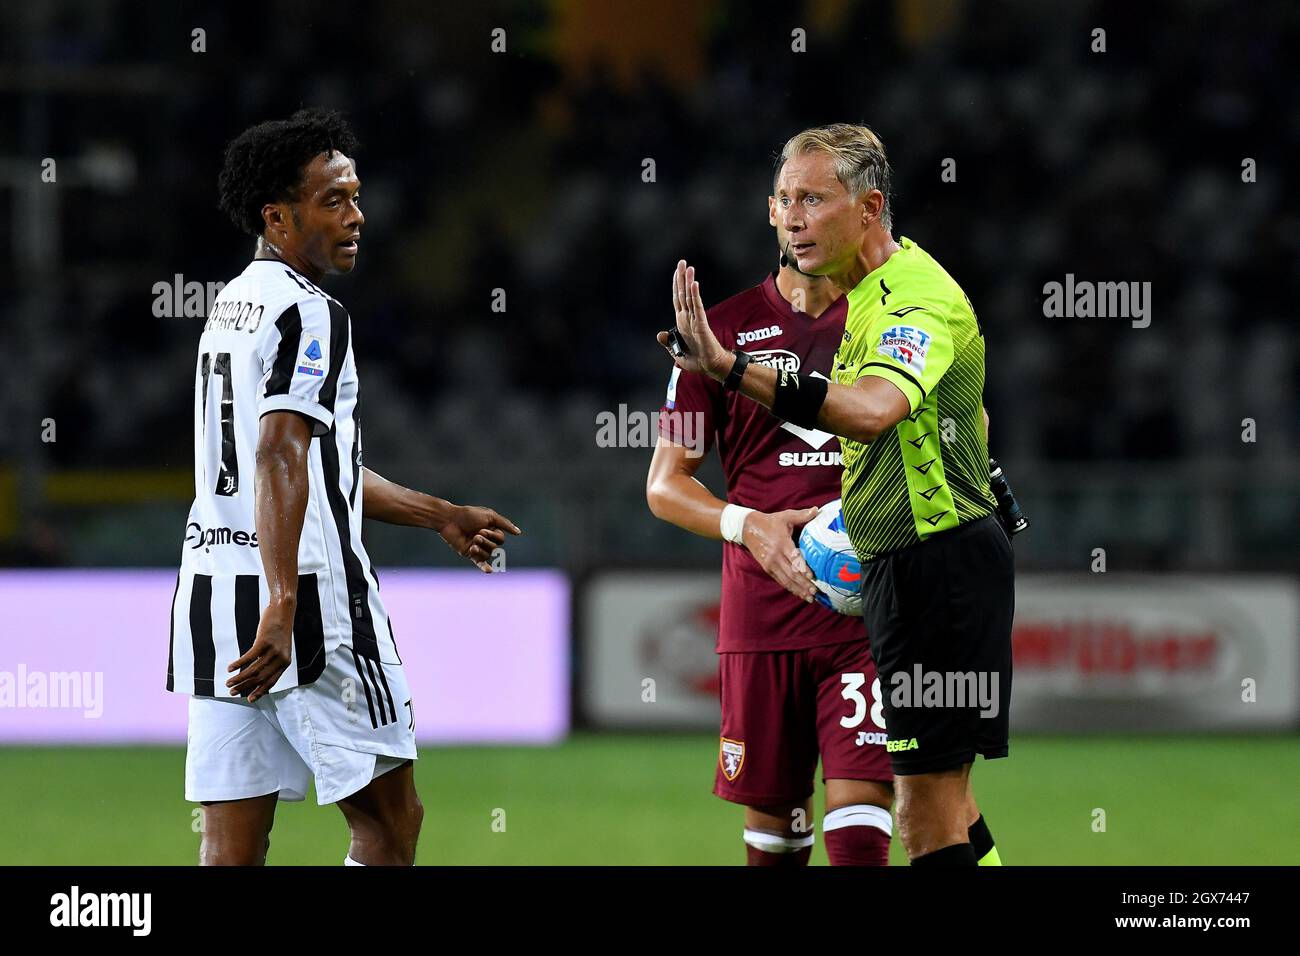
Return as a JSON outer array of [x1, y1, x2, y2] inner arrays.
[[846, 236, 914, 304]]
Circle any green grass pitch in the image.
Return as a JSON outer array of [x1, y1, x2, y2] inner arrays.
[[2, 734, 1296, 865]]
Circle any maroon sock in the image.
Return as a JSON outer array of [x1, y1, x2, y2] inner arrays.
[[745, 843, 812, 866], [823, 823, 890, 866], [822, 806, 893, 866]]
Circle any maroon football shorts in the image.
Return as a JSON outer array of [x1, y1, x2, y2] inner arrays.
[[713, 638, 892, 807]]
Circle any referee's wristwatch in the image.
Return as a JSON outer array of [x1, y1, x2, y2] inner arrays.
[[723, 350, 752, 391]]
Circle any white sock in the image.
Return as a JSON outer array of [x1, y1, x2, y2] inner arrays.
[[742, 828, 815, 852], [344, 855, 366, 866], [823, 804, 893, 836]]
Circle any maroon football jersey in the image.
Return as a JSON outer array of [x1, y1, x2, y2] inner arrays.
[[658, 273, 865, 652]]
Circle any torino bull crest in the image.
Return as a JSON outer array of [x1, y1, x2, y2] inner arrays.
[[719, 738, 745, 781]]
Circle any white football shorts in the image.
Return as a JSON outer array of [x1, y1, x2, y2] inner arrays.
[[185, 644, 418, 806]]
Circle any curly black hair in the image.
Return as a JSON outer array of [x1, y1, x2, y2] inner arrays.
[[217, 108, 360, 237]]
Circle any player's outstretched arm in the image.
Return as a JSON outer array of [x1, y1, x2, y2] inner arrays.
[[360, 466, 521, 572], [646, 437, 818, 602], [645, 436, 727, 539], [659, 261, 910, 444], [229, 410, 313, 701]]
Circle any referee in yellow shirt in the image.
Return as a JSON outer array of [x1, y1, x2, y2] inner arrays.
[[661, 124, 1014, 866]]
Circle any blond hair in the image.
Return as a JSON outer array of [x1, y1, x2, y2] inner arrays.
[[778, 124, 893, 230]]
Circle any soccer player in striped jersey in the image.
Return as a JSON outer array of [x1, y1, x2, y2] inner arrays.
[[170, 109, 520, 866]]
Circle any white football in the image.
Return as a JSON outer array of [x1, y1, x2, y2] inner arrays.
[[797, 498, 864, 616]]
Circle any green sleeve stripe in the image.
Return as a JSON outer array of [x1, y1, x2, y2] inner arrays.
[[860, 362, 926, 406]]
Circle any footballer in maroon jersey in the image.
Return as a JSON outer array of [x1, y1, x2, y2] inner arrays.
[[646, 196, 893, 866]]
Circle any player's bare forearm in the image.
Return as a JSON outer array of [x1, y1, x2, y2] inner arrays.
[[362, 466, 521, 571], [645, 438, 726, 539], [254, 411, 313, 609], [647, 433, 819, 600], [361, 466, 455, 529]]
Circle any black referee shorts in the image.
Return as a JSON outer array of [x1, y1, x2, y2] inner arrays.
[[860, 515, 1015, 776]]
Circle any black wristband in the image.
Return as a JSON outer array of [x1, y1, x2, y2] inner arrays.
[[723, 350, 751, 391], [771, 370, 829, 429]]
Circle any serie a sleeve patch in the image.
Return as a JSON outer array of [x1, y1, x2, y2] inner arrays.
[[296, 334, 326, 378], [664, 366, 681, 409]]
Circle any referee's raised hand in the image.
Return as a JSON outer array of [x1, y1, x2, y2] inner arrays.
[[658, 260, 732, 379], [226, 600, 295, 702]]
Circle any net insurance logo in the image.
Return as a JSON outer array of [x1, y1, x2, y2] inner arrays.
[[875, 324, 930, 374]]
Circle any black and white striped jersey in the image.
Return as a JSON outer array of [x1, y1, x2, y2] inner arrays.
[[168, 258, 401, 697]]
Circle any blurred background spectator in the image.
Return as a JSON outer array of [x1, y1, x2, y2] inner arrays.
[[0, 0, 1295, 573]]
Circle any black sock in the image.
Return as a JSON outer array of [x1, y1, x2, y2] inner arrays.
[[968, 815, 995, 859], [911, 842, 977, 866]]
